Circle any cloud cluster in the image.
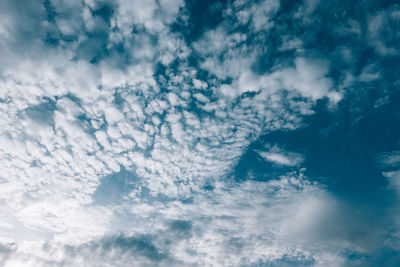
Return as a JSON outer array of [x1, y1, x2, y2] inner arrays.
[[0, 0, 397, 265], [0, 175, 368, 266]]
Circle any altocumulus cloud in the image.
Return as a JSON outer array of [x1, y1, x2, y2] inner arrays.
[[0, 0, 399, 266]]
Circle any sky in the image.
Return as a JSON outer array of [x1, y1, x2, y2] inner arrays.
[[0, 0, 399, 266]]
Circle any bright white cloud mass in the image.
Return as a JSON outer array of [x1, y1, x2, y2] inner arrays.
[[0, 0, 399, 266]]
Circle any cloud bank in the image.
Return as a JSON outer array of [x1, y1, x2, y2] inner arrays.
[[0, 0, 399, 266]]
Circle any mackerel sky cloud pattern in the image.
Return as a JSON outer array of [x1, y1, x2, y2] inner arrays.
[[0, 0, 399, 266]]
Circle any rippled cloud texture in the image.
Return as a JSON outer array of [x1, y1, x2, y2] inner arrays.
[[0, 0, 399, 266]]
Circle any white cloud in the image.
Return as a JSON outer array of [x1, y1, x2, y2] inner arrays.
[[0, 0, 370, 265], [250, 0, 280, 31], [193, 2, 341, 103], [0, 175, 363, 266], [255, 144, 305, 167], [359, 64, 380, 82], [258, 151, 304, 166], [114, 0, 184, 34], [377, 150, 400, 169]]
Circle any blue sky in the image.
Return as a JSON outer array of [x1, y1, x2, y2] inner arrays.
[[0, 0, 399, 266]]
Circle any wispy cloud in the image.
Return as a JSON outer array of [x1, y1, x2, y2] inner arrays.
[[256, 145, 304, 166]]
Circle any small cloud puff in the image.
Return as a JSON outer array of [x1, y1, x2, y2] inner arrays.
[[256, 144, 304, 166]]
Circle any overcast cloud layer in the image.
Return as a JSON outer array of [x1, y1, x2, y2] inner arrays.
[[0, 0, 399, 266]]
